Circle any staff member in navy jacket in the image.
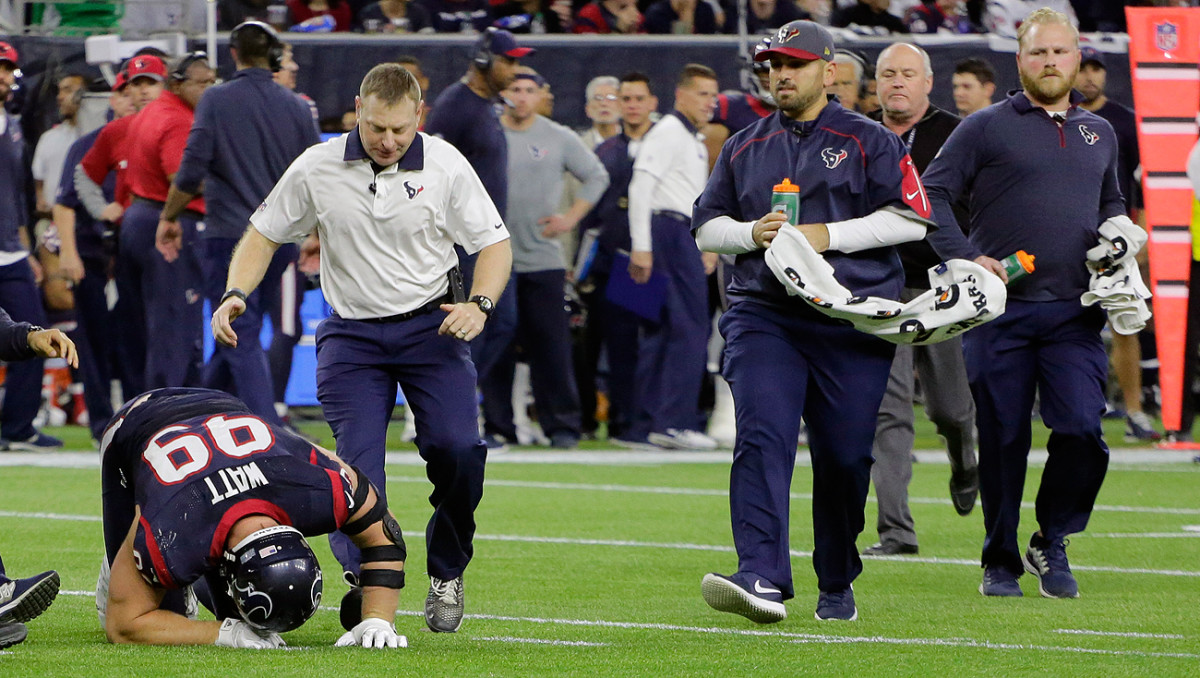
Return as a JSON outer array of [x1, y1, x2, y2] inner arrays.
[[692, 20, 934, 623], [157, 21, 320, 426], [212, 64, 511, 635], [924, 8, 1124, 600]]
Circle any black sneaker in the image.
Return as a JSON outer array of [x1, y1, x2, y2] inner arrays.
[[979, 566, 1023, 597], [700, 572, 786, 623], [1022, 533, 1079, 598], [814, 586, 857, 621], [0, 571, 60, 623], [0, 622, 27, 649], [425, 576, 464, 632], [861, 541, 919, 556]]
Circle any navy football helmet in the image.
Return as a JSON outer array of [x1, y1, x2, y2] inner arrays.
[[741, 37, 775, 107], [223, 525, 323, 633]]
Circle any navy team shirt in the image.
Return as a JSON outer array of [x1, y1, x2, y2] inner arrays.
[[173, 68, 320, 240], [579, 129, 639, 274], [425, 81, 508, 218], [711, 92, 773, 135], [923, 91, 1125, 302], [0, 111, 29, 253], [55, 127, 112, 261], [692, 98, 934, 309]]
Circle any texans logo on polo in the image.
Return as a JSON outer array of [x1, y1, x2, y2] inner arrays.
[[404, 181, 424, 199], [1078, 125, 1099, 146], [527, 144, 548, 161], [821, 147, 847, 170], [776, 25, 801, 43]]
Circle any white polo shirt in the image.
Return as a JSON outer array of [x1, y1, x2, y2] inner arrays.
[[627, 111, 708, 252], [252, 130, 509, 319]]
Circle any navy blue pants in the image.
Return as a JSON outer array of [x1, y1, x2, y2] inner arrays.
[[721, 301, 894, 598], [264, 243, 303, 404], [316, 311, 486, 579], [576, 267, 641, 439], [70, 255, 116, 440], [0, 258, 47, 441], [965, 299, 1109, 574], [200, 237, 283, 426], [629, 213, 709, 439], [481, 269, 581, 441], [119, 201, 203, 390]]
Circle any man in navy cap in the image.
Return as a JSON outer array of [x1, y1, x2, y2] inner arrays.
[[693, 20, 935, 622]]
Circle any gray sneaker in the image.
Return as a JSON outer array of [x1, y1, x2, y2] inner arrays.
[[425, 576, 464, 632]]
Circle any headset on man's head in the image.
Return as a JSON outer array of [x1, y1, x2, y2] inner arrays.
[[170, 52, 210, 82], [473, 26, 500, 70], [231, 20, 285, 73]]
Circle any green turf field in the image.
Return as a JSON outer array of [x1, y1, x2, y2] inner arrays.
[[1, 448, 1198, 676]]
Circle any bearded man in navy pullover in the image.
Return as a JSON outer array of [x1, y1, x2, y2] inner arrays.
[[923, 8, 1126, 600]]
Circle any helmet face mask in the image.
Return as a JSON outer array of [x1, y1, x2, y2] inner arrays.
[[223, 525, 323, 633]]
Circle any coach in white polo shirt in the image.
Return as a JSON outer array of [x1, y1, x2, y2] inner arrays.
[[624, 63, 719, 451], [211, 63, 512, 635]]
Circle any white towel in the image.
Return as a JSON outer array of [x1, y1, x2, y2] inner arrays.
[[1081, 215, 1152, 335], [764, 226, 1007, 345]]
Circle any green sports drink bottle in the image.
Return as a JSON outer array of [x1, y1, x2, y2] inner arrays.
[[771, 178, 800, 225], [999, 250, 1036, 284]]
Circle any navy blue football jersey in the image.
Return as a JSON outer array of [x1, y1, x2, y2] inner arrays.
[[711, 92, 774, 135]]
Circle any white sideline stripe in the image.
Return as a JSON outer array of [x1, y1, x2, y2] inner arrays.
[[789, 636, 1200, 660], [0, 510, 101, 522], [1087, 532, 1200, 538], [60, 592, 1199, 660], [476, 636, 608, 647], [1054, 629, 1185, 640]]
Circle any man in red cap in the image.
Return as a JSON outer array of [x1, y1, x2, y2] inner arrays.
[[0, 41, 66, 451]]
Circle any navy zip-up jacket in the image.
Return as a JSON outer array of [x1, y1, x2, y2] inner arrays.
[[174, 68, 320, 240], [924, 90, 1125, 302], [56, 126, 112, 260], [578, 128, 641, 275], [693, 98, 934, 309], [0, 112, 29, 253], [0, 306, 37, 362]]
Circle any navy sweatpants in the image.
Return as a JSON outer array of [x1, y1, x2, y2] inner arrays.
[[0, 258, 47, 441], [200, 237, 284, 426], [721, 300, 894, 598], [480, 269, 581, 441], [316, 311, 486, 579], [70, 255, 116, 440], [629, 212, 709, 439], [119, 201, 203, 390], [964, 299, 1109, 574]]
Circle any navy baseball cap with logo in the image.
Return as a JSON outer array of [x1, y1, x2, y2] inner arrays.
[[487, 28, 535, 59], [755, 20, 835, 63], [1080, 46, 1106, 70], [0, 42, 18, 67]]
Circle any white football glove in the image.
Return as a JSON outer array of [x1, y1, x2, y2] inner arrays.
[[215, 618, 287, 649], [335, 618, 408, 649]]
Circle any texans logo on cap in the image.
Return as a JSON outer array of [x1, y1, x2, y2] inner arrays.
[[0, 42, 18, 66], [776, 26, 801, 42]]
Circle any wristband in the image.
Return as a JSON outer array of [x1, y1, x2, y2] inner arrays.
[[220, 288, 248, 306]]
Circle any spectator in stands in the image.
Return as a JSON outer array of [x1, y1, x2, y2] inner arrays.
[[287, 0, 353, 30], [218, 0, 291, 29], [31, 73, 85, 218], [491, 0, 569, 33], [576, 71, 658, 442], [905, 0, 980, 33], [832, 0, 909, 34], [623, 64, 719, 451], [863, 42, 977, 558], [1074, 46, 1158, 443], [356, 0, 434, 32], [50, 77, 138, 444], [482, 69, 608, 449], [827, 50, 865, 112], [573, 0, 644, 33], [0, 42, 62, 451], [985, 0, 1076, 38], [417, 0, 491, 32], [952, 57, 996, 117], [121, 53, 215, 389], [644, 0, 719, 34], [730, 0, 810, 34]]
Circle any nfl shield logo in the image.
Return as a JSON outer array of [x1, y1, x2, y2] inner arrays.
[[1156, 21, 1179, 53]]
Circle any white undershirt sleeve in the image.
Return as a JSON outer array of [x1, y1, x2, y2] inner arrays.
[[825, 209, 928, 253], [627, 168, 656, 253], [694, 215, 758, 254]]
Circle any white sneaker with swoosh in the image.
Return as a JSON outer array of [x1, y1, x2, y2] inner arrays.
[[701, 572, 786, 624]]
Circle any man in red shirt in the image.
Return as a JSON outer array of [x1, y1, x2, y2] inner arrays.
[[121, 53, 215, 389]]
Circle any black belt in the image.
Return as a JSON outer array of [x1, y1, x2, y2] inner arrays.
[[354, 293, 454, 324], [653, 210, 690, 224], [132, 195, 203, 222]]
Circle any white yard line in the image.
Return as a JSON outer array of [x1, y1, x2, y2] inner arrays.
[[1054, 629, 1186, 639], [1085, 532, 1200, 538], [475, 636, 609, 647], [56, 591, 1199, 661]]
